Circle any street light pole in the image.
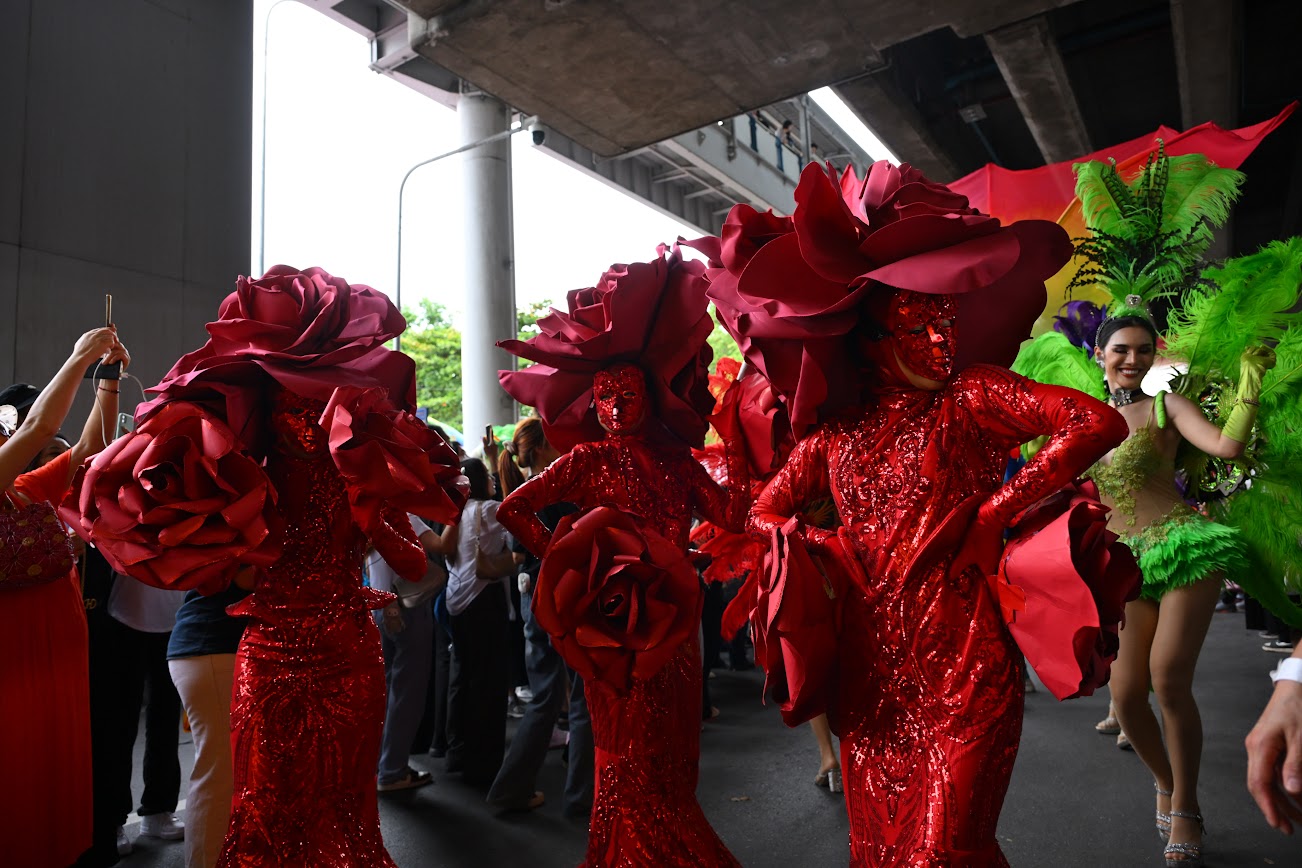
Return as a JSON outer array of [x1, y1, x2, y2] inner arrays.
[[393, 115, 536, 352]]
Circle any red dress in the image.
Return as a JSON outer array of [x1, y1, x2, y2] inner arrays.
[[751, 367, 1124, 867], [499, 435, 744, 868], [0, 451, 92, 868], [218, 392, 395, 867]]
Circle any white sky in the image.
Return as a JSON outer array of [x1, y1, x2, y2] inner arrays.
[[252, 0, 699, 324]]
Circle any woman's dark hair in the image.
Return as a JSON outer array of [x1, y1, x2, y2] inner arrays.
[[1096, 314, 1159, 352], [498, 417, 547, 497], [461, 457, 493, 501]]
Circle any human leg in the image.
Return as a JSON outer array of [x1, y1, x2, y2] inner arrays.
[[140, 631, 183, 819], [487, 593, 564, 809], [1150, 576, 1221, 858], [169, 654, 236, 868], [563, 671, 594, 818], [377, 606, 434, 785], [1109, 598, 1172, 832], [810, 713, 840, 790]]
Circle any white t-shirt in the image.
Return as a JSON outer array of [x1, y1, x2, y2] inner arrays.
[[446, 499, 508, 616], [108, 575, 186, 633], [364, 514, 432, 594]]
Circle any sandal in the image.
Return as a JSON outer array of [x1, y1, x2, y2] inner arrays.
[[1095, 713, 1121, 735], [814, 765, 842, 793], [1154, 784, 1172, 841], [1163, 810, 1204, 867]]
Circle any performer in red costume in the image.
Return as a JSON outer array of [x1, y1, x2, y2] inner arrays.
[[700, 162, 1131, 866], [63, 267, 466, 867], [495, 246, 748, 868]]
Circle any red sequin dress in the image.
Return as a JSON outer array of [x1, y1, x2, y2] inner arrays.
[[499, 434, 745, 868], [751, 366, 1125, 867], [218, 392, 396, 867]]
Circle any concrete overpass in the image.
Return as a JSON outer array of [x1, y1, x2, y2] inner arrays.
[[3, 1, 1298, 435]]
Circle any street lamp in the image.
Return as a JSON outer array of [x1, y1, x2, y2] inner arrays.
[[393, 114, 537, 352]]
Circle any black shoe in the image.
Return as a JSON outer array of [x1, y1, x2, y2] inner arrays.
[[1263, 639, 1296, 653]]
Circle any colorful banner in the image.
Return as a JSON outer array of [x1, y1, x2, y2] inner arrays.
[[949, 102, 1298, 334]]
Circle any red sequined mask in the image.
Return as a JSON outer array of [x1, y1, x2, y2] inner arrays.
[[889, 290, 957, 381], [594, 364, 648, 434]]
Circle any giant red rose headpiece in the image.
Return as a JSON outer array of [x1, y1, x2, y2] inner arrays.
[[60, 402, 283, 595], [137, 265, 416, 459], [695, 162, 1071, 435], [531, 507, 702, 694], [497, 244, 715, 452]]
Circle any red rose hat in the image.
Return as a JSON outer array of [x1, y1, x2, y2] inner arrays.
[[695, 162, 1072, 435], [497, 243, 715, 452]]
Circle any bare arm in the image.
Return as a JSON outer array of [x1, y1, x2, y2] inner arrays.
[[1164, 392, 1249, 460], [0, 327, 120, 490]]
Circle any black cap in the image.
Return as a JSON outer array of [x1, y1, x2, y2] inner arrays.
[[0, 383, 39, 410]]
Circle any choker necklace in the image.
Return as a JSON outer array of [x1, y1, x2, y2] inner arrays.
[[1111, 387, 1147, 406]]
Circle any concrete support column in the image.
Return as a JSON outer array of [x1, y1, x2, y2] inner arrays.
[[458, 91, 517, 444], [1170, 0, 1239, 130], [985, 15, 1092, 165]]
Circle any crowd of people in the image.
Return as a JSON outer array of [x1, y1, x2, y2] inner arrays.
[[3, 152, 1302, 868]]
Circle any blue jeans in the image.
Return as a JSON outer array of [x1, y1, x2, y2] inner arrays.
[[487, 589, 593, 815], [375, 603, 433, 784]]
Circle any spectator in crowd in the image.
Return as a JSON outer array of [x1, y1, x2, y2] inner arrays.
[[412, 425, 458, 760], [0, 326, 127, 868], [487, 418, 592, 816], [444, 458, 515, 786], [368, 515, 454, 791]]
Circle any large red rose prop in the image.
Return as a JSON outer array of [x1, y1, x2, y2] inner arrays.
[[750, 516, 850, 727], [137, 265, 417, 460], [693, 161, 1071, 435], [998, 480, 1141, 700], [320, 386, 468, 579], [531, 507, 702, 694], [61, 402, 283, 595], [498, 244, 715, 452]]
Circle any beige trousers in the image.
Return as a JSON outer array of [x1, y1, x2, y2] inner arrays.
[[168, 654, 236, 868]]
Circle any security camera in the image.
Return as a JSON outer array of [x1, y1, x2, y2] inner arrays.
[[528, 120, 547, 146]]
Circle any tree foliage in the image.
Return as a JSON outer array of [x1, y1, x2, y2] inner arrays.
[[400, 298, 557, 431]]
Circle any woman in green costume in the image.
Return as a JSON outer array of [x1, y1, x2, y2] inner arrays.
[[1014, 148, 1302, 867], [1087, 311, 1270, 867]]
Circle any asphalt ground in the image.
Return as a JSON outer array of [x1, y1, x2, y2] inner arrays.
[[121, 612, 1301, 867]]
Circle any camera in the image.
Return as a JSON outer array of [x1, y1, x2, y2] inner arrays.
[[528, 120, 547, 146]]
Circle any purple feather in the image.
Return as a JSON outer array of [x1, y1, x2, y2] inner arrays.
[[1053, 301, 1106, 351]]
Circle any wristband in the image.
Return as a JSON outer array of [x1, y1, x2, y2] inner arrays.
[[1270, 657, 1302, 684]]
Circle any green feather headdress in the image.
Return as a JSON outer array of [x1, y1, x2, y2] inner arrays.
[[1069, 144, 1245, 321]]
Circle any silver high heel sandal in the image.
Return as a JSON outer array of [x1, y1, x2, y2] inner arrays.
[[1154, 784, 1172, 840], [1164, 810, 1204, 867]]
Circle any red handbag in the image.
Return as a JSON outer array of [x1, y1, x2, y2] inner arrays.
[[0, 493, 76, 590]]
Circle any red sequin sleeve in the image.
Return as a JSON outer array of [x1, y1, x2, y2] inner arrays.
[[496, 448, 589, 558], [747, 429, 833, 549], [959, 365, 1127, 526], [689, 437, 750, 534]]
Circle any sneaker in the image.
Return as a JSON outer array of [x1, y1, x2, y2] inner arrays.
[[378, 768, 433, 792], [514, 685, 535, 703], [1263, 639, 1296, 653], [1214, 600, 1237, 613], [116, 825, 133, 856], [506, 698, 526, 719], [139, 812, 185, 840]]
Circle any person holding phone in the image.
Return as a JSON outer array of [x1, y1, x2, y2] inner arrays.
[[0, 324, 130, 868]]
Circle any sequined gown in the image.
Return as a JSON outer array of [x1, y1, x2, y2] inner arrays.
[[751, 366, 1124, 867], [499, 434, 744, 868], [219, 393, 396, 867]]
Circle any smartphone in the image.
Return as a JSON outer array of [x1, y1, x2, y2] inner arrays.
[[484, 424, 495, 443], [85, 293, 121, 379]]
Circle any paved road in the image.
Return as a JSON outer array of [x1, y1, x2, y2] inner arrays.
[[124, 614, 1299, 866]]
